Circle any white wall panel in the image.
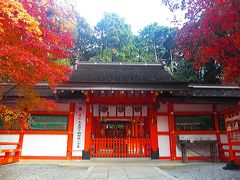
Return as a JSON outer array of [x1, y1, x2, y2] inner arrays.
[[158, 135, 170, 157], [224, 152, 229, 156], [117, 106, 125, 117], [72, 150, 82, 156], [142, 106, 148, 117], [109, 106, 116, 117], [125, 106, 133, 116], [93, 104, 99, 117], [21, 135, 68, 156], [157, 102, 168, 113], [157, 116, 169, 132], [0, 135, 19, 152], [173, 104, 212, 112], [220, 134, 228, 143], [0, 134, 19, 142]]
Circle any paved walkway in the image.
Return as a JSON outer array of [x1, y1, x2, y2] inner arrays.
[[1, 160, 238, 180], [0, 159, 208, 180], [85, 166, 176, 179]]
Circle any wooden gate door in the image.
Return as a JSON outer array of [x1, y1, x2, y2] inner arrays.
[[91, 138, 150, 158]]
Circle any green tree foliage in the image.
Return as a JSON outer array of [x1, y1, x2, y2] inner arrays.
[[173, 58, 222, 84], [91, 13, 135, 62], [138, 23, 176, 64], [73, 12, 222, 84], [73, 15, 98, 63]]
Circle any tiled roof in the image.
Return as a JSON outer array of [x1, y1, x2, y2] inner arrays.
[[69, 62, 175, 83]]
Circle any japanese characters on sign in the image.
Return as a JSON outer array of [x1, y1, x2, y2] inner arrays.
[[72, 102, 86, 151]]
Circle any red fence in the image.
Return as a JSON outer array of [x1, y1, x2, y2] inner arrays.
[[91, 138, 150, 158]]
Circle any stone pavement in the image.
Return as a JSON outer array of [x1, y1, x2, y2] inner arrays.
[[84, 166, 176, 179], [0, 159, 205, 180]]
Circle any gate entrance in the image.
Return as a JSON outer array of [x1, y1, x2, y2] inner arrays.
[[91, 117, 151, 158]]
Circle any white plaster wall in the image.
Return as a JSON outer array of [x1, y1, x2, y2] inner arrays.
[[0, 135, 19, 154], [33, 103, 70, 112], [72, 150, 82, 156], [224, 152, 229, 156], [157, 102, 168, 113], [93, 104, 99, 117], [0, 134, 19, 142], [220, 134, 230, 158], [220, 134, 228, 143], [125, 106, 133, 116], [109, 106, 116, 117], [158, 135, 170, 157], [157, 116, 169, 132], [232, 146, 240, 150], [173, 104, 213, 112], [142, 106, 148, 117], [21, 135, 68, 156]]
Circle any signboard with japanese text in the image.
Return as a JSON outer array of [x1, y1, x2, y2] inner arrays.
[[72, 102, 86, 151]]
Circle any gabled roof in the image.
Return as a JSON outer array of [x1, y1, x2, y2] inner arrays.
[[70, 62, 175, 84]]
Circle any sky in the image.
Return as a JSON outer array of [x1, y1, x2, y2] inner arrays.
[[75, 0, 180, 34]]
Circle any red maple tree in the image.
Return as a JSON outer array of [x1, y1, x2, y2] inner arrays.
[[163, 0, 240, 85], [0, 0, 75, 123]]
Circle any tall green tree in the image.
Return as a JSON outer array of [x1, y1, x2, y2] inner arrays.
[[92, 13, 134, 62], [138, 23, 175, 61], [73, 15, 97, 63], [173, 58, 222, 84], [138, 23, 176, 70]]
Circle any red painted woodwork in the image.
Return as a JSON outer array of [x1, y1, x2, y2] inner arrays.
[[91, 138, 150, 158], [88, 96, 154, 105], [84, 103, 92, 153], [212, 104, 223, 161], [0, 142, 21, 165], [224, 106, 240, 163], [71, 156, 82, 160], [168, 103, 176, 160], [67, 103, 75, 159], [149, 108, 158, 153]]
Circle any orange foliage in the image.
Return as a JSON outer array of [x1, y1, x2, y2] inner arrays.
[[0, 0, 75, 124]]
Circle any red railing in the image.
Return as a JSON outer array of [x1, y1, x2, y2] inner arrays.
[[91, 138, 150, 158]]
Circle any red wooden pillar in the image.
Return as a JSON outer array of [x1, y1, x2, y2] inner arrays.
[[83, 101, 92, 160], [67, 103, 75, 159], [18, 116, 27, 158], [213, 104, 221, 161], [140, 117, 143, 137], [224, 112, 235, 162], [132, 119, 135, 137], [135, 117, 139, 138], [144, 116, 150, 137], [168, 103, 176, 160], [149, 108, 159, 159], [95, 117, 100, 138]]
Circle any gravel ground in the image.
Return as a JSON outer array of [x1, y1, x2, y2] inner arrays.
[[0, 162, 240, 180], [0, 164, 88, 180], [163, 163, 240, 180]]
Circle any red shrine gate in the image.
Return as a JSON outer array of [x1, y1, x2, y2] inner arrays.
[[85, 90, 157, 158], [91, 116, 151, 158]]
